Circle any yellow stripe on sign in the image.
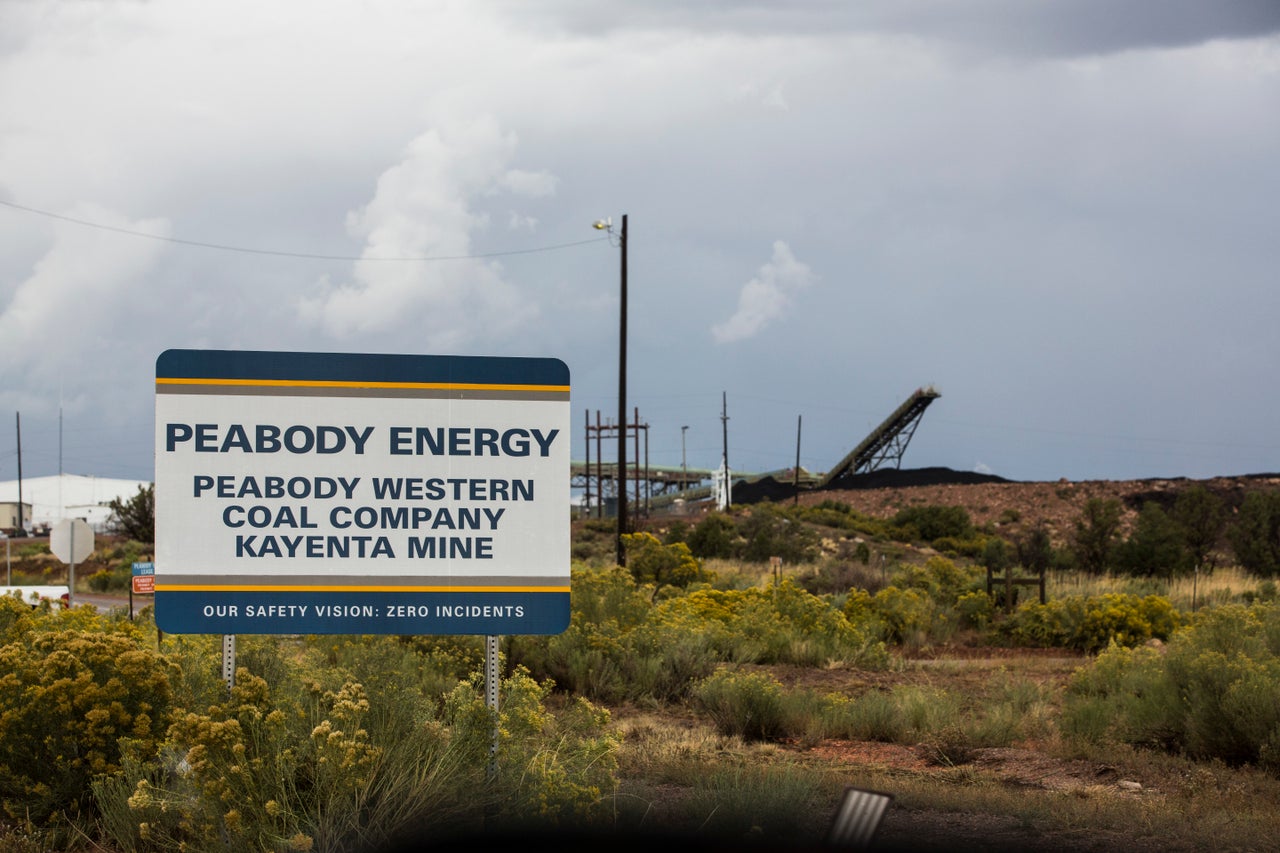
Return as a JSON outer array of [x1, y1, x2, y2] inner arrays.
[[155, 584, 571, 593], [155, 377, 570, 393]]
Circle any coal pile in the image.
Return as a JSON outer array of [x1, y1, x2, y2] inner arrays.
[[731, 466, 1011, 505], [822, 466, 1012, 490]]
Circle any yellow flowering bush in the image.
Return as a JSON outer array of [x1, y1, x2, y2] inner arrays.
[[0, 608, 177, 823]]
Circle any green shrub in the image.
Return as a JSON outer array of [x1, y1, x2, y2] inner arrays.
[[890, 555, 981, 605], [891, 504, 973, 542], [1016, 525, 1055, 575], [1061, 643, 1181, 747], [796, 500, 889, 538], [981, 537, 1013, 573], [840, 688, 902, 741], [570, 518, 621, 565], [830, 685, 962, 744], [87, 564, 131, 593], [1116, 502, 1191, 578], [15, 541, 49, 559], [693, 667, 787, 741], [1230, 491, 1280, 577], [686, 512, 737, 559], [1063, 603, 1280, 772], [931, 534, 990, 558], [1072, 498, 1123, 575], [99, 539, 151, 565], [735, 504, 820, 564]]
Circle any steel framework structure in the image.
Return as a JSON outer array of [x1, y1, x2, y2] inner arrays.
[[816, 386, 941, 488]]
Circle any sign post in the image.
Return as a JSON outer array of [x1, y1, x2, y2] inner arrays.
[[153, 349, 571, 636], [50, 518, 94, 608]]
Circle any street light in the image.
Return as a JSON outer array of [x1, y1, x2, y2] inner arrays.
[[594, 214, 628, 567], [681, 425, 689, 490]]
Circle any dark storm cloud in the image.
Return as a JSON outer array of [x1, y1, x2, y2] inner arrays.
[[504, 0, 1280, 57]]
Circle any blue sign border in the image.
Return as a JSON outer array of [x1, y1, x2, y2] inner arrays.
[[156, 349, 569, 386], [155, 349, 570, 636], [156, 590, 570, 635]]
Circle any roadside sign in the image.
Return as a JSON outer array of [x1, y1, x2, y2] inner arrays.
[[132, 562, 155, 594], [154, 349, 571, 636], [50, 519, 94, 564]]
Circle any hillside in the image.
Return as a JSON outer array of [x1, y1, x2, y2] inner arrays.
[[746, 467, 1280, 549]]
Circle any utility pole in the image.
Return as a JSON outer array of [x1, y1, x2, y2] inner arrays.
[[594, 214, 628, 567], [15, 413, 24, 536], [720, 392, 730, 509], [794, 415, 802, 505], [617, 214, 628, 566], [681, 425, 689, 490]]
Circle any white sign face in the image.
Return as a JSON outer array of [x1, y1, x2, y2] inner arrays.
[[50, 518, 94, 564], [154, 349, 570, 635]]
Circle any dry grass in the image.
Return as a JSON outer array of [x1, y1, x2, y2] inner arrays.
[[1047, 564, 1270, 612], [605, 653, 1280, 851]]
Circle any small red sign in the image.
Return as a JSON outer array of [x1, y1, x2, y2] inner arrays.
[[132, 575, 155, 594]]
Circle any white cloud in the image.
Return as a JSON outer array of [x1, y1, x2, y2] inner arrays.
[[495, 169, 559, 197], [506, 211, 540, 232], [0, 204, 167, 391], [711, 241, 815, 344], [734, 80, 789, 110], [297, 118, 549, 345]]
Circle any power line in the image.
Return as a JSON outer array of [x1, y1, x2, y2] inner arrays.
[[0, 198, 608, 261]]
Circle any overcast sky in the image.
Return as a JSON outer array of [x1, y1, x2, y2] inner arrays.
[[2, 0, 1279, 488]]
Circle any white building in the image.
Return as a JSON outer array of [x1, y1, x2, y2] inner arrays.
[[0, 474, 151, 533]]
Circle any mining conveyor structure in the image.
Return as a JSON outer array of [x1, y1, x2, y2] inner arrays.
[[815, 386, 941, 489]]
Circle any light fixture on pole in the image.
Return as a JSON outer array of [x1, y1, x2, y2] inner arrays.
[[594, 214, 628, 567]]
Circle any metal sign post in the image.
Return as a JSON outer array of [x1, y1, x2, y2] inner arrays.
[[486, 634, 500, 783], [222, 634, 236, 694]]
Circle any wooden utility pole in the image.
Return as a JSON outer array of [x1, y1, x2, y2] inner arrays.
[[794, 415, 802, 505], [616, 215, 628, 566], [720, 392, 730, 508], [15, 413, 24, 535]]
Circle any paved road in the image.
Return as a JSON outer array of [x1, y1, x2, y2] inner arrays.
[[75, 591, 152, 618]]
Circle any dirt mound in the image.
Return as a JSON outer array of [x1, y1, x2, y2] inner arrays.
[[732, 466, 1011, 505]]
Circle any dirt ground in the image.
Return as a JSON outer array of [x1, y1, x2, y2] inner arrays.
[[791, 468, 1280, 549], [630, 468, 1280, 850], [612, 648, 1214, 853]]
